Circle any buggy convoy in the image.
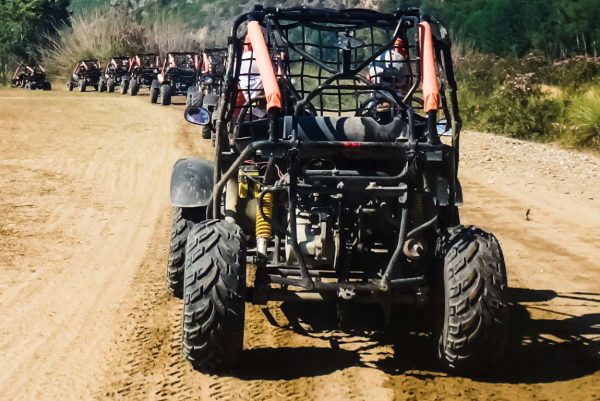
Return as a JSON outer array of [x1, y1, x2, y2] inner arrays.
[[169, 6, 509, 374], [128, 53, 160, 96], [11, 64, 51, 90], [99, 56, 130, 94], [186, 48, 228, 140], [151, 52, 201, 105], [67, 59, 102, 92]]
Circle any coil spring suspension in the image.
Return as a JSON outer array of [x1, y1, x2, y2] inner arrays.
[[410, 191, 425, 228], [256, 192, 273, 257]]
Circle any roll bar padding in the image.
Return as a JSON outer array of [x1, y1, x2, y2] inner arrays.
[[247, 21, 282, 112], [419, 22, 440, 113]]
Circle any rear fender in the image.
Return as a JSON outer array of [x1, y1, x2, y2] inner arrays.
[[170, 158, 214, 207], [202, 93, 219, 108], [151, 79, 160, 89]]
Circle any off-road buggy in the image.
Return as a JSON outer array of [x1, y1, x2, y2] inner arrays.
[[128, 53, 160, 96], [11, 64, 51, 90], [150, 52, 201, 105], [98, 56, 130, 94], [67, 59, 102, 92], [186, 48, 228, 140], [169, 6, 509, 374]]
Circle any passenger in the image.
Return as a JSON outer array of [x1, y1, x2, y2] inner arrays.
[[238, 35, 267, 119]]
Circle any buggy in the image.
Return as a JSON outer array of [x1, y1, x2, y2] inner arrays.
[[11, 64, 51, 90], [99, 56, 131, 94], [150, 52, 201, 105], [128, 53, 160, 96], [67, 59, 101, 92], [186, 48, 228, 140], [169, 6, 509, 374]]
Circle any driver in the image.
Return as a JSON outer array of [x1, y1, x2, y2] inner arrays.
[[368, 38, 411, 99]]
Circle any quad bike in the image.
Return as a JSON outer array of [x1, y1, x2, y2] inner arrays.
[[11, 64, 51, 90], [67, 59, 102, 92], [98, 56, 130, 94], [150, 52, 201, 105], [186, 48, 228, 140], [128, 53, 160, 96], [169, 6, 509, 374]]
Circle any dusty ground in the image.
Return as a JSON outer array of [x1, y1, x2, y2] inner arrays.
[[0, 87, 598, 401]]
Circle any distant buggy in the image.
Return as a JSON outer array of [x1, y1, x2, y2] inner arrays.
[[186, 48, 227, 140], [151, 52, 201, 105], [11, 64, 51, 90], [128, 53, 160, 96], [99, 57, 131, 94], [67, 59, 102, 92]]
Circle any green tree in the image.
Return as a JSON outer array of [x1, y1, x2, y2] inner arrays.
[[0, 0, 70, 84]]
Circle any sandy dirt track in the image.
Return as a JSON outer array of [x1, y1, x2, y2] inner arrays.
[[0, 88, 598, 401]]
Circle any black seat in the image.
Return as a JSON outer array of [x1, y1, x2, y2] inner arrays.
[[283, 116, 408, 142]]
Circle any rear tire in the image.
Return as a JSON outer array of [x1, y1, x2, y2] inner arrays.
[[78, 79, 86, 92], [121, 79, 128, 94], [182, 220, 246, 372], [201, 125, 212, 140], [167, 206, 206, 298], [150, 87, 159, 104], [44, 82, 52, 91], [434, 225, 509, 374], [160, 84, 171, 106], [130, 79, 139, 96], [186, 86, 198, 106], [107, 78, 115, 93], [68, 81, 74, 91]]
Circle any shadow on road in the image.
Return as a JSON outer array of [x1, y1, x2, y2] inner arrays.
[[229, 287, 599, 383], [234, 346, 360, 380]]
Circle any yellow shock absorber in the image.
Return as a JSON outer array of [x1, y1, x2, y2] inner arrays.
[[255, 192, 273, 256]]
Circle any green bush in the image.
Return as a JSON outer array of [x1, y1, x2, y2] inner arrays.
[[455, 53, 600, 148], [563, 87, 600, 149]]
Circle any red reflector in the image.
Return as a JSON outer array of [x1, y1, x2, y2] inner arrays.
[[343, 142, 362, 148]]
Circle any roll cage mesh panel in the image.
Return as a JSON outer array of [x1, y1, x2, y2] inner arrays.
[[226, 8, 427, 124]]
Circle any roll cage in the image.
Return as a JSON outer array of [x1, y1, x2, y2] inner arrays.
[[164, 52, 201, 72], [210, 6, 462, 293], [73, 59, 101, 75], [129, 54, 160, 73]]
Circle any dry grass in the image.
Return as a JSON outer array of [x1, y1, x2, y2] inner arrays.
[[41, 8, 200, 79]]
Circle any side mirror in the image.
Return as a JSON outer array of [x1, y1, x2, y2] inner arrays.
[[436, 118, 452, 136], [184, 106, 211, 126]]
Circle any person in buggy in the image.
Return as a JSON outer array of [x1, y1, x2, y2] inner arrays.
[[238, 34, 268, 119], [367, 38, 412, 113]]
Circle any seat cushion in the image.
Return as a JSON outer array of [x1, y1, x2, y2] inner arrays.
[[283, 116, 407, 142]]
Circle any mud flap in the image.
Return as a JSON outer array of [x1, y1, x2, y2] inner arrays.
[[170, 158, 214, 207], [202, 93, 219, 108]]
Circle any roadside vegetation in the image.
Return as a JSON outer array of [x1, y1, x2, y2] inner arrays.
[[41, 9, 199, 79], [455, 53, 600, 150]]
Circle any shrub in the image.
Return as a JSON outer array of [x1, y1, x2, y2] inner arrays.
[[563, 87, 600, 149]]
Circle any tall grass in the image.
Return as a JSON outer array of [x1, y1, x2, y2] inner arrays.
[[41, 8, 200, 79], [564, 87, 600, 149]]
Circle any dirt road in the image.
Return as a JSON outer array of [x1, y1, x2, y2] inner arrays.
[[0, 88, 598, 401]]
